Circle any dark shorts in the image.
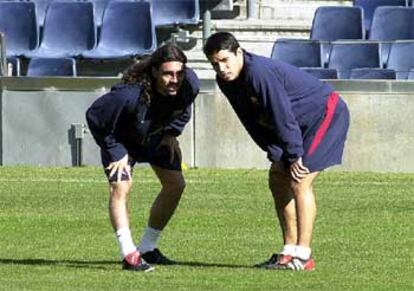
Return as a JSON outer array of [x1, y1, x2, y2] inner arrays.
[[101, 134, 182, 182], [301, 92, 350, 172]]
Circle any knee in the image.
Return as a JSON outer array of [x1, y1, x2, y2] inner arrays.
[[289, 180, 312, 196], [164, 179, 186, 195], [110, 180, 132, 200]]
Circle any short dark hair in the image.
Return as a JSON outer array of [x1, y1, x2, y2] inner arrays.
[[203, 32, 240, 57]]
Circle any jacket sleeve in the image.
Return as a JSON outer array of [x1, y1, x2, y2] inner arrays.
[[85, 89, 131, 161], [164, 69, 200, 136], [163, 104, 193, 137], [250, 67, 304, 163]]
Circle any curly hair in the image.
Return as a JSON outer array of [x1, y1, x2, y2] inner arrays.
[[121, 44, 187, 105]]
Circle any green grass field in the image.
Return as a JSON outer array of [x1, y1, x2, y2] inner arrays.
[[0, 167, 413, 290]]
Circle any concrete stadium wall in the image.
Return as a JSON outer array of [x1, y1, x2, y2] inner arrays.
[[195, 80, 414, 172], [0, 77, 413, 172]]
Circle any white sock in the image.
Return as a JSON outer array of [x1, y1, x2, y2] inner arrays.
[[295, 245, 311, 260], [280, 244, 296, 256], [115, 228, 137, 259], [138, 227, 161, 254]]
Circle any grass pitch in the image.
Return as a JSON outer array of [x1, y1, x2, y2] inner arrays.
[[0, 167, 413, 290]]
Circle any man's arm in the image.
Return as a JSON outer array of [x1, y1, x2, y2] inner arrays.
[[250, 66, 304, 164], [86, 89, 131, 161], [164, 69, 200, 137]]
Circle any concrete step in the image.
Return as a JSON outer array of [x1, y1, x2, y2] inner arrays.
[[188, 0, 352, 77]]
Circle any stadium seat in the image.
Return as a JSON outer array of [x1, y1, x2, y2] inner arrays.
[[310, 6, 364, 64], [81, 1, 156, 60], [270, 39, 322, 68], [408, 69, 414, 80], [349, 68, 396, 79], [301, 68, 338, 79], [151, 0, 200, 26], [24, 1, 96, 59], [386, 41, 414, 79], [26, 57, 77, 76], [368, 7, 414, 65], [327, 41, 381, 79], [0, 2, 38, 57], [310, 6, 365, 41], [353, 0, 407, 36], [7, 57, 20, 76]]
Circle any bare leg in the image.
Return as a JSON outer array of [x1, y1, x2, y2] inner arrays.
[[269, 162, 319, 249], [148, 165, 186, 230], [269, 162, 297, 246], [290, 172, 319, 248], [109, 180, 133, 231]]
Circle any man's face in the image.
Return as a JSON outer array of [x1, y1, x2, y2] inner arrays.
[[207, 48, 244, 82], [153, 61, 185, 96]]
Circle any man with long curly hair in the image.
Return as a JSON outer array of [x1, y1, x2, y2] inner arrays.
[[86, 44, 199, 272]]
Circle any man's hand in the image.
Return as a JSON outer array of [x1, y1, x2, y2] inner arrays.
[[157, 135, 182, 164], [290, 157, 310, 183], [106, 154, 131, 182]]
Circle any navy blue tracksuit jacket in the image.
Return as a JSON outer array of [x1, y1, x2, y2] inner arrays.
[[217, 51, 345, 168], [86, 68, 199, 162]]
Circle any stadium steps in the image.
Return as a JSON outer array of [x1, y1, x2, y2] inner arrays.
[[185, 0, 352, 78]]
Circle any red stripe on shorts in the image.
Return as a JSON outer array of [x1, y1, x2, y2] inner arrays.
[[307, 92, 340, 156]]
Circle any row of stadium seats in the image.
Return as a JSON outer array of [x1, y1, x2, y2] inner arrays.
[[0, 0, 200, 61], [10, 40, 414, 79], [9, 57, 76, 77], [311, 6, 414, 44], [271, 4, 414, 79], [302, 67, 414, 80], [353, 0, 414, 36], [3, 0, 200, 28], [271, 40, 414, 79]]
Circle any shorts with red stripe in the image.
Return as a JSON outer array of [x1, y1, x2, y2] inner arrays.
[[302, 92, 350, 172]]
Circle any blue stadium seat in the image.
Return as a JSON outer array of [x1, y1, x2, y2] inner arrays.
[[7, 57, 20, 76], [349, 68, 396, 79], [0, 2, 38, 57], [369, 7, 414, 65], [408, 69, 414, 80], [24, 1, 96, 59], [301, 68, 338, 79], [151, 0, 200, 26], [26, 57, 77, 76], [310, 6, 365, 41], [270, 39, 322, 68], [310, 6, 364, 64], [353, 0, 407, 36], [386, 41, 414, 79], [328, 41, 381, 79], [369, 7, 414, 40], [81, 1, 156, 60]]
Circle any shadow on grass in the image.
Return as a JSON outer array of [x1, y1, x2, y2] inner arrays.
[[173, 260, 252, 269], [0, 258, 253, 270], [0, 258, 117, 270]]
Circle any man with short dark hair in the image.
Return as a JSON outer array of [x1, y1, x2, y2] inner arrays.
[[86, 44, 199, 272], [204, 32, 350, 271]]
